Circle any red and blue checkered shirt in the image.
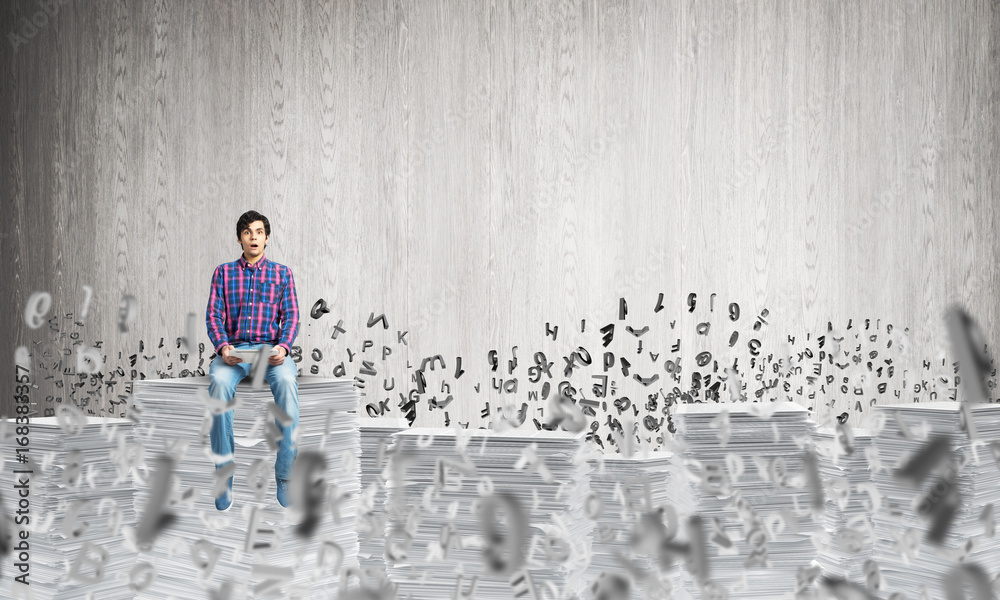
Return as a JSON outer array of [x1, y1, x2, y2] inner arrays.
[[206, 254, 300, 355]]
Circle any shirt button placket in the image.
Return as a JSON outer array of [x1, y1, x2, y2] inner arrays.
[[249, 268, 254, 338], [249, 266, 255, 338]]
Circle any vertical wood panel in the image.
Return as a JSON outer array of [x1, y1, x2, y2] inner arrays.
[[405, 0, 491, 426], [1, 0, 998, 425]]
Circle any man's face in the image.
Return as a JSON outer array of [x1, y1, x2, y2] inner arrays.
[[239, 220, 269, 260]]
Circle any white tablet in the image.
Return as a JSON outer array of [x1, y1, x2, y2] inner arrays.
[[228, 347, 279, 363]]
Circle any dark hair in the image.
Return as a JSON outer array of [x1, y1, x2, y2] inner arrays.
[[236, 210, 271, 241]]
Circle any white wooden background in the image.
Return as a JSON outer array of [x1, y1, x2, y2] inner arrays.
[[2, 0, 998, 435]]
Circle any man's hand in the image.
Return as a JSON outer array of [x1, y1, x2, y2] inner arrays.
[[269, 345, 288, 366], [221, 345, 243, 366]]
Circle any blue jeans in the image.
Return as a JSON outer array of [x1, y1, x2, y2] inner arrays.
[[208, 342, 299, 481]]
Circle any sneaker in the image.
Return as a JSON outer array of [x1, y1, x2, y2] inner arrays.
[[216, 475, 234, 512], [276, 478, 291, 508]]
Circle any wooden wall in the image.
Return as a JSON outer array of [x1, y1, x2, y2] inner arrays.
[[2, 0, 998, 437]]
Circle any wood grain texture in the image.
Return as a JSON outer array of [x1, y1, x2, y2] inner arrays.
[[1, 0, 998, 428]]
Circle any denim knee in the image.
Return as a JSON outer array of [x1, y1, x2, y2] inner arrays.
[[209, 355, 245, 399], [268, 360, 298, 388]]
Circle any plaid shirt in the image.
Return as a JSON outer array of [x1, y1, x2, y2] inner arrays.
[[206, 254, 300, 355]]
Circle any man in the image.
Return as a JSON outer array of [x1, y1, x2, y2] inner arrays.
[[205, 210, 300, 511]]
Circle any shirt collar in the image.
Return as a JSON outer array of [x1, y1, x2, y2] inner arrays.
[[238, 253, 267, 270]]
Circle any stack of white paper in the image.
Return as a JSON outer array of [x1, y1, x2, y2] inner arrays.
[[675, 402, 819, 600], [812, 426, 875, 582], [358, 418, 409, 580], [0, 416, 137, 600], [130, 376, 360, 600], [581, 449, 695, 600], [384, 427, 593, 600], [869, 402, 1000, 600]]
